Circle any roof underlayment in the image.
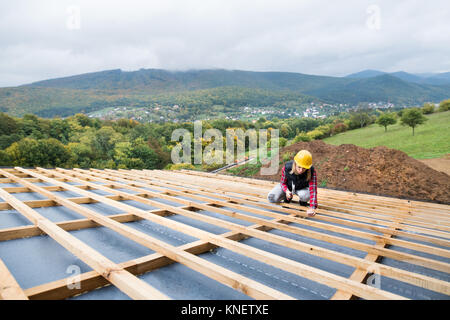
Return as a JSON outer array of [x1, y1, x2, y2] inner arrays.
[[0, 167, 449, 300]]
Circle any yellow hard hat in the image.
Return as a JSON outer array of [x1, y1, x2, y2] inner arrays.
[[294, 150, 312, 169]]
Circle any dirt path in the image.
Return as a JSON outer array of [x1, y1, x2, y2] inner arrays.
[[419, 154, 450, 176]]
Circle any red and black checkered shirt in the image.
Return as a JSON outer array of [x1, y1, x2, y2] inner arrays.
[[280, 165, 318, 209]]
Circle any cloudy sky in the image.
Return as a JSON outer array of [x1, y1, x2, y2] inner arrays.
[[1, 0, 449, 87]]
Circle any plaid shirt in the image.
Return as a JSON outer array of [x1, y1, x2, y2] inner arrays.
[[280, 165, 318, 209]]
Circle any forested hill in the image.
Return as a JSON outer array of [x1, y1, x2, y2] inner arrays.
[[24, 68, 343, 93], [25, 68, 450, 98], [0, 68, 449, 117]]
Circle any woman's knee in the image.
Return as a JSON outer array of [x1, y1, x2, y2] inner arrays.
[[297, 189, 310, 202], [267, 193, 277, 203]]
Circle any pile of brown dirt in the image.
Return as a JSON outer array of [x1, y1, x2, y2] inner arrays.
[[253, 140, 450, 204]]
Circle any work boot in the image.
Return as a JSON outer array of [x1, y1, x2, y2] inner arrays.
[[299, 201, 308, 207]]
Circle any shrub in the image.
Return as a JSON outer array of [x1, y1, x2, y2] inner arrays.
[[201, 163, 223, 172], [293, 132, 311, 143], [438, 99, 450, 112], [421, 103, 435, 114], [306, 129, 325, 140], [282, 151, 294, 162], [0, 150, 11, 166], [331, 122, 348, 135], [315, 124, 332, 138], [278, 137, 288, 148], [167, 163, 196, 170]]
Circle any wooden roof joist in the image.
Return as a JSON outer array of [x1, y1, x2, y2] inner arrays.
[[178, 168, 447, 208], [177, 168, 450, 217], [0, 167, 449, 300], [0, 258, 28, 300], [0, 178, 168, 300], [138, 169, 450, 241]]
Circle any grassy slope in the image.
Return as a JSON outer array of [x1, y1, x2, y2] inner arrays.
[[323, 111, 450, 159]]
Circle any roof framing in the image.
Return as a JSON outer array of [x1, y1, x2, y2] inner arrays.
[[0, 167, 449, 300]]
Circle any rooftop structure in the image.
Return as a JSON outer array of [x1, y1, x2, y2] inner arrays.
[[0, 167, 449, 300]]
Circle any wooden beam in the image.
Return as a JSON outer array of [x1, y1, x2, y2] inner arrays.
[[178, 169, 450, 213], [69, 168, 450, 295], [12, 167, 293, 300], [332, 221, 403, 300], [170, 169, 450, 218], [0, 259, 29, 300], [0, 170, 170, 300], [112, 168, 450, 254], [4, 167, 448, 300], [0, 213, 144, 241], [150, 169, 450, 229], [39, 167, 408, 300], [25, 225, 267, 300], [140, 169, 450, 243], [102, 168, 450, 257]]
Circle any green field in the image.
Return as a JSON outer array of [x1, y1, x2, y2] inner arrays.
[[323, 111, 450, 159]]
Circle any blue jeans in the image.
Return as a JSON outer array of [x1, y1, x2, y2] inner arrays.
[[267, 183, 310, 203]]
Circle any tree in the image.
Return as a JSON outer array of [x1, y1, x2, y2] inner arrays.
[[18, 114, 45, 139], [6, 138, 46, 166], [292, 132, 311, 143], [279, 123, 292, 138], [315, 124, 332, 138], [0, 133, 21, 150], [331, 122, 348, 135], [49, 118, 71, 143], [43, 138, 71, 167], [67, 142, 94, 168], [376, 113, 397, 132], [5, 137, 70, 167], [74, 113, 94, 127], [278, 137, 288, 148], [114, 138, 160, 169], [0, 150, 11, 166], [0, 113, 18, 135], [349, 111, 372, 129], [421, 103, 435, 114], [91, 126, 122, 159], [147, 136, 171, 169], [257, 117, 266, 124], [400, 108, 427, 136], [307, 129, 325, 140], [438, 99, 450, 112]]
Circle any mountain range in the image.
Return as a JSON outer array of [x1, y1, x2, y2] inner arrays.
[[346, 69, 450, 85], [0, 68, 449, 117]]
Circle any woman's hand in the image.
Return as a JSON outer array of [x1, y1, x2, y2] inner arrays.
[[306, 208, 316, 217], [285, 190, 293, 200]]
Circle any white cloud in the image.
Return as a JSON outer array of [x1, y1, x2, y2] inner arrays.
[[0, 0, 449, 86]]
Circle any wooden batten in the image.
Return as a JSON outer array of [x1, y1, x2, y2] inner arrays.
[[0, 259, 28, 300], [0, 167, 448, 300]]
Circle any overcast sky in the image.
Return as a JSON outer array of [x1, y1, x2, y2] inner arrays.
[[1, 0, 449, 87]]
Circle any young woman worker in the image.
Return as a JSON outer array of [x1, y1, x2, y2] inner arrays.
[[267, 150, 318, 217]]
